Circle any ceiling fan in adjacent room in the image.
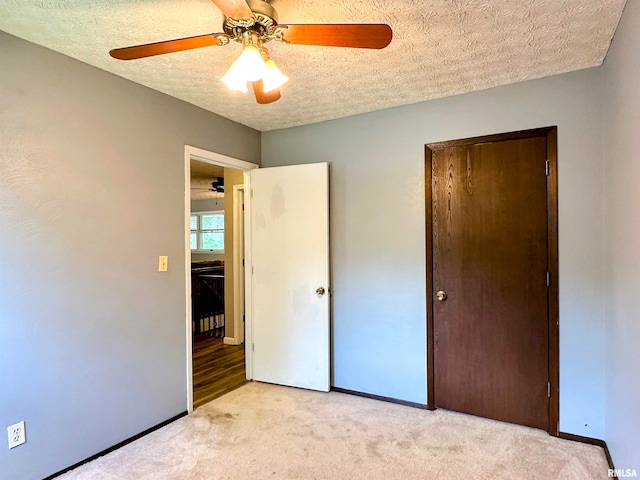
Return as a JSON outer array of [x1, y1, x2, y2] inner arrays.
[[210, 177, 225, 194], [109, 0, 393, 104]]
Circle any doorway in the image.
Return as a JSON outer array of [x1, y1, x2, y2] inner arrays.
[[184, 146, 258, 412], [190, 162, 245, 408], [425, 127, 559, 435]]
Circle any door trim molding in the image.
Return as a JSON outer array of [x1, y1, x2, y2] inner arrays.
[[231, 184, 246, 346], [184, 145, 258, 413], [424, 126, 559, 435]]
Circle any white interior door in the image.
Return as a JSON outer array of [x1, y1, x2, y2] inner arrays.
[[250, 162, 330, 392]]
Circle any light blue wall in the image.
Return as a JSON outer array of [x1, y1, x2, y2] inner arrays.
[[263, 68, 606, 438], [602, 0, 640, 471], [0, 32, 260, 480]]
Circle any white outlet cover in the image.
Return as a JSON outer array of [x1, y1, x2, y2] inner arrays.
[[8, 421, 26, 449]]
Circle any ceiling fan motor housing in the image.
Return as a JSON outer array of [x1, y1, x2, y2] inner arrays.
[[223, 0, 279, 41]]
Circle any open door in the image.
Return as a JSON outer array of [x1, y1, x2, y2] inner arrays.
[[249, 163, 330, 392]]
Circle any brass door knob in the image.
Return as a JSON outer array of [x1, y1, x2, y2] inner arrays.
[[436, 290, 447, 301], [316, 287, 326, 296]]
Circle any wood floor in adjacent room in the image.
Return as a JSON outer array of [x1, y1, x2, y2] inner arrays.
[[192, 334, 246, 409]]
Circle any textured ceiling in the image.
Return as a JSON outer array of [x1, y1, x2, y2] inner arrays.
[[0, 0, 626, 131], [191, 160, 225, 200]]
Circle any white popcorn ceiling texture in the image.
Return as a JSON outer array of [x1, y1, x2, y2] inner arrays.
[[0, 0, 626, 131]]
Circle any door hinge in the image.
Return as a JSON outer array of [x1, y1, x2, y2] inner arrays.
[[242, 258, 245, 267], [252, 343, 255, 352], [548, 382, 551, 398], [251, 266, 254, 275], [251, 189, 253, 198], [545, 160, 550, 176], [546, 271, 550, 287], [242, 314, 245, 323]]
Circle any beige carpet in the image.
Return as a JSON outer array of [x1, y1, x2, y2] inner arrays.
[[59, 382, 609, 480]]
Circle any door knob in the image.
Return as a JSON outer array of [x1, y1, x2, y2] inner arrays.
[[436, 290, 447, 301], [316, 287, 326, 296]]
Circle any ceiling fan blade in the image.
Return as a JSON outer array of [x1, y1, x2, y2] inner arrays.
[[252, 80, 281, 105], [211, 0, 254, 20], [279, 24, 392, 49], [110, 34, 222, 60]]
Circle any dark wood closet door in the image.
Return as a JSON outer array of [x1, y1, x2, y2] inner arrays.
[[431, 134, 549, 430]]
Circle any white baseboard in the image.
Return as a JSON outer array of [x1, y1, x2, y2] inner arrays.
[[223, 337, 241, 345]]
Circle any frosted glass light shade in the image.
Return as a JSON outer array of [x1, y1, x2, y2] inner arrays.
[[221, 60, 248, 93], [262, 60, 288, 93], [221, 46, 286, 96], [234, 46, 266, 82]]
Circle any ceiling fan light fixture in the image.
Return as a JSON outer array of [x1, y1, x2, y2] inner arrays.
[[262, 59, 288, 93], [221, 41, 286, 96]]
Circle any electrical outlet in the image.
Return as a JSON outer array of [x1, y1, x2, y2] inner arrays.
[[158, 255, 168, 272], [7, 421, 26, 449]]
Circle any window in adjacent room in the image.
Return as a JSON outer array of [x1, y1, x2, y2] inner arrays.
[[191, 211, 224, 253]]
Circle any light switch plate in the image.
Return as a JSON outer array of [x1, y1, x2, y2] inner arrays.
[[158, 256, 168, 272]]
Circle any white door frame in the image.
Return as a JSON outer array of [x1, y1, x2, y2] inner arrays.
[[184, 145, 258, 413], [231, 184, 245, 346]]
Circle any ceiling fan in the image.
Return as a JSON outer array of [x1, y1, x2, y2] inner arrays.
[[109, 0, 393, 104], [209, 177, 224, 194]]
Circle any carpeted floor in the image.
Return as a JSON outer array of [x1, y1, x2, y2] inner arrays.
[[59, 382, 609, 479]]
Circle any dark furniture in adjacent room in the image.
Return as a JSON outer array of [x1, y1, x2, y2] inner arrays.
[[191, 261, 225, 337]]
